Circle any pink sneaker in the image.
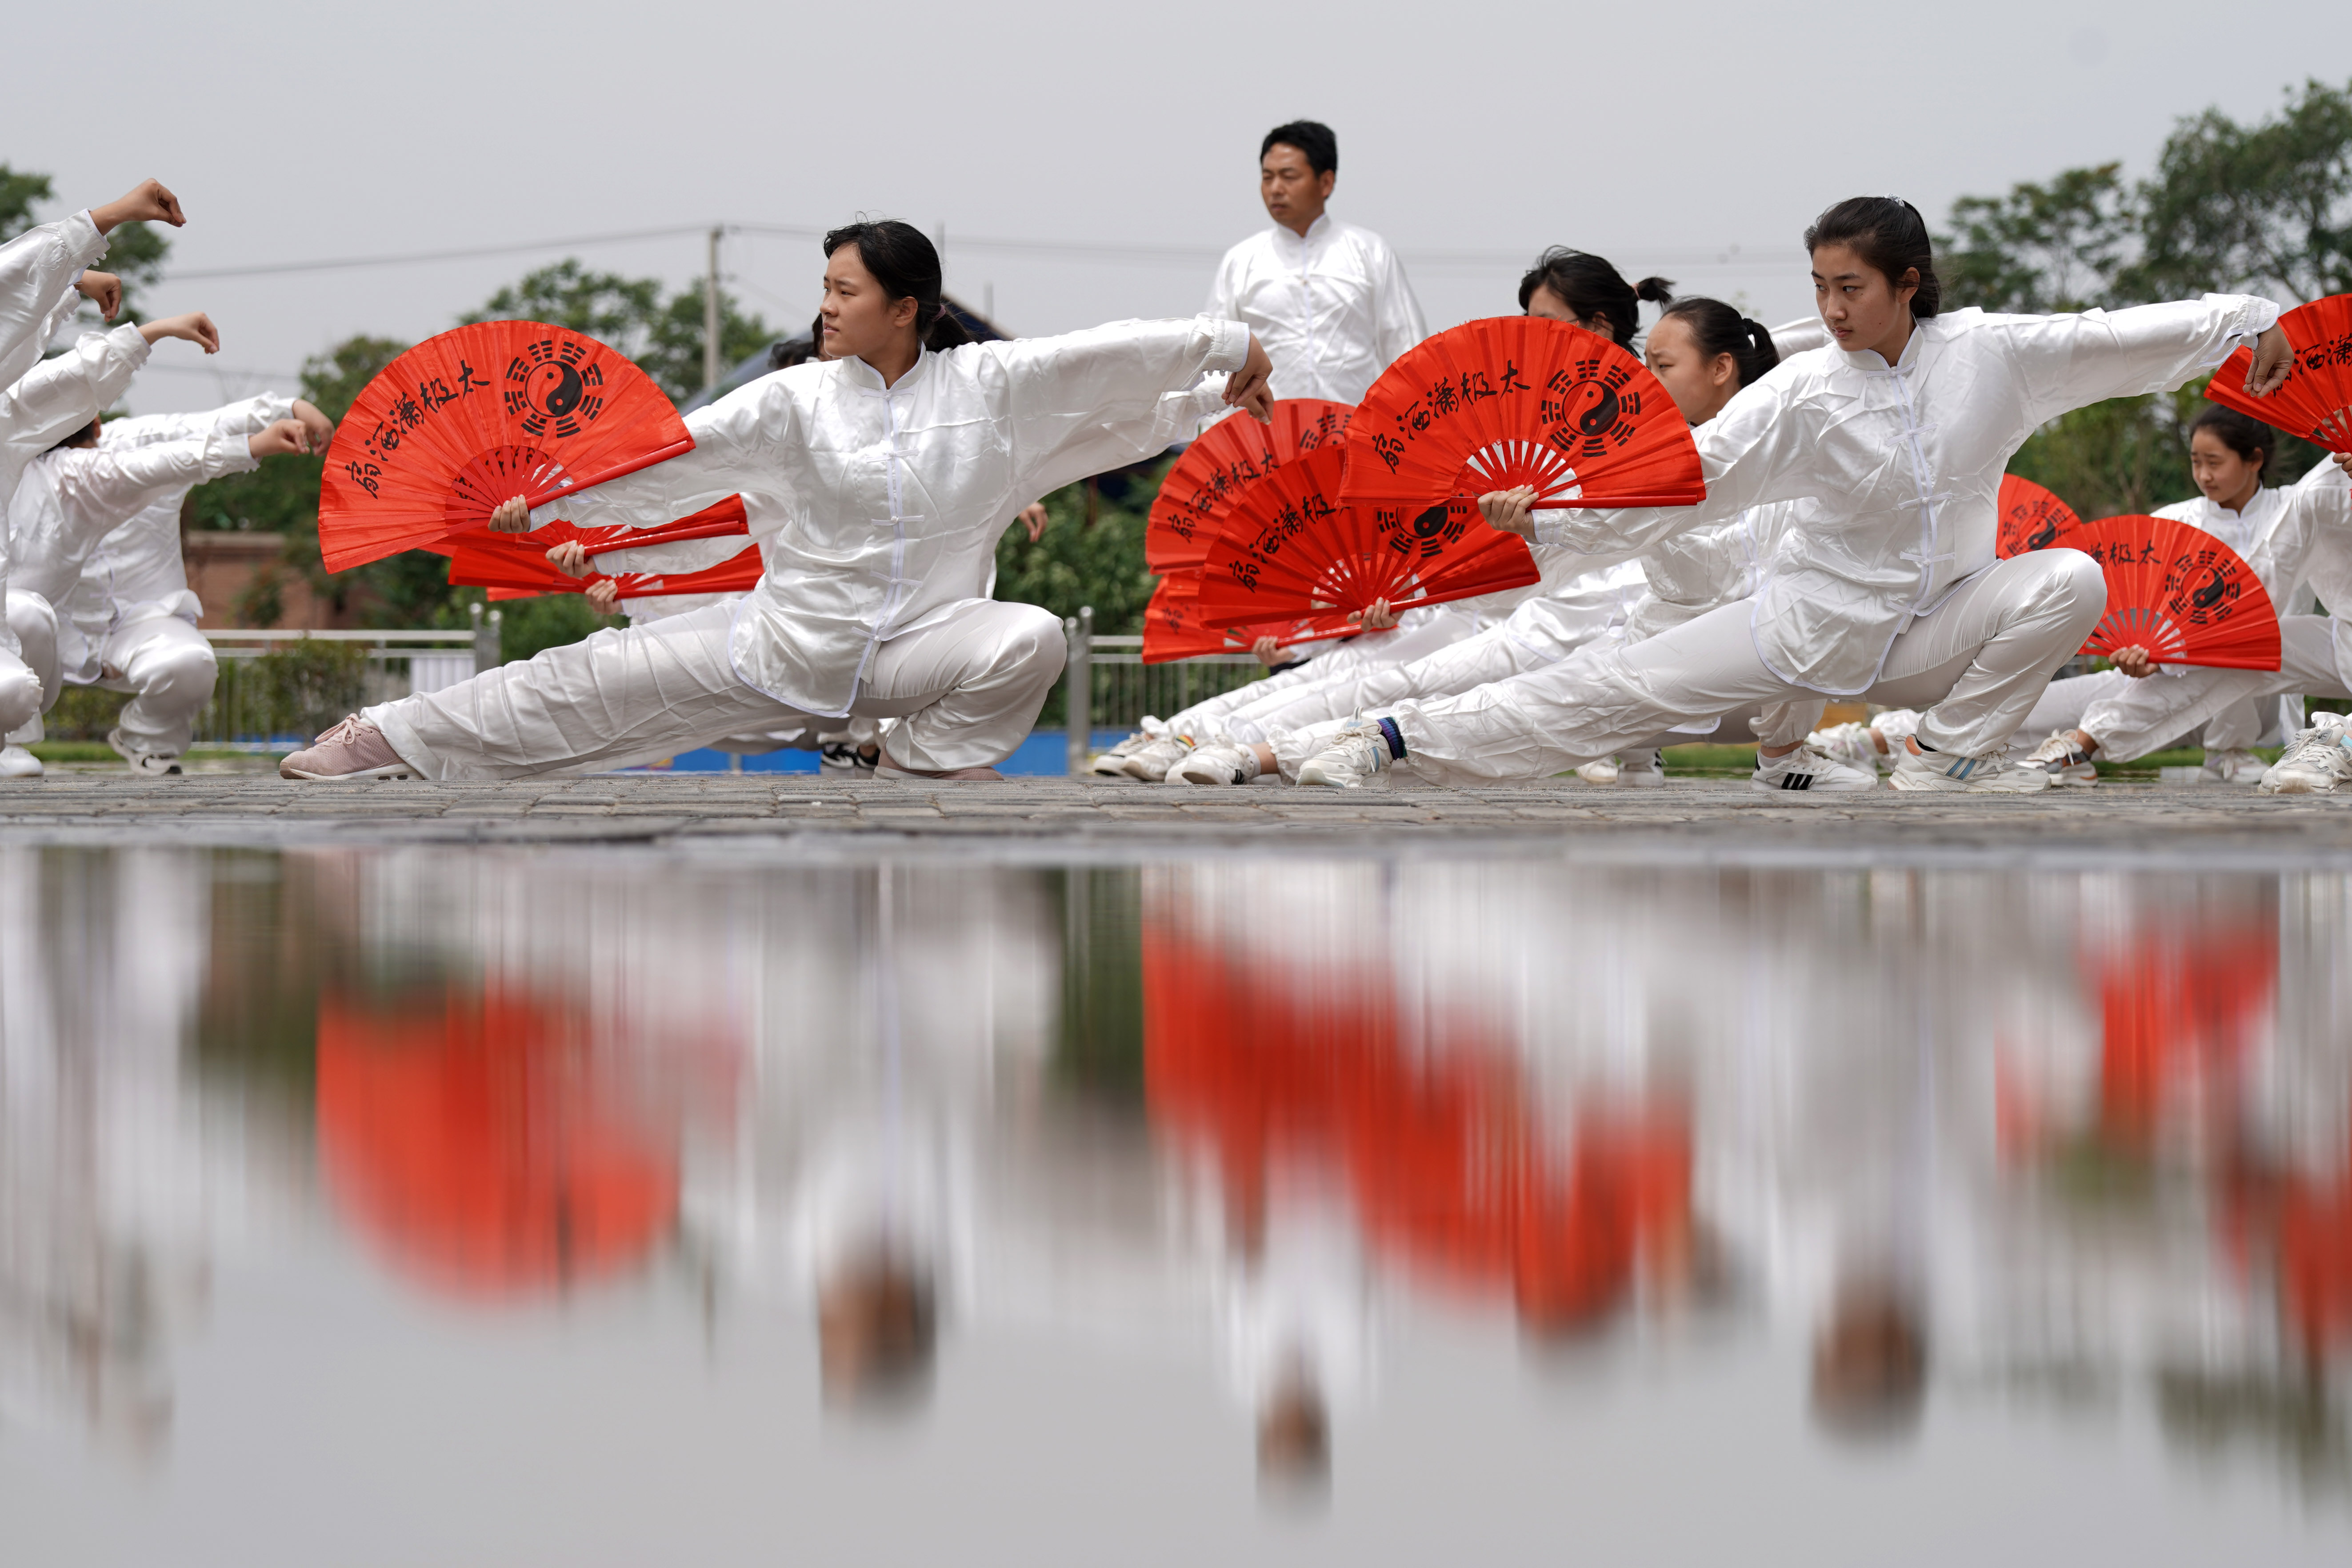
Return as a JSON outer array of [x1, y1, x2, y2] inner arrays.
[[279, 716, 417, 780]]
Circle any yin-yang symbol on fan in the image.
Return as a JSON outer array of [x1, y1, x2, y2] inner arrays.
[[1541, 361, 1643, 460], [504, 337, 610, 440], [2165, 548, 2243, 626], [1398, 500, 1468, 559]]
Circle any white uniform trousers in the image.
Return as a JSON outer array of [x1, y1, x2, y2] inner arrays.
[[1, 591, 58, 744], [1160, 605, 1479, 736], [368, 599, 1065, 782], [2034, 616, 2348, 762], [1225, 621, 1560, 744], [92, 615, 219, 758], [1290, 550, 2105, 786]]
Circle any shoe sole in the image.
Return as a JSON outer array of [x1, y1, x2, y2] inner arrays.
[[1296, 765, 1366, 789], [1748, 777, 1877, 795], [280, 763, 415, 781], [2258, 776, 2337, 795]]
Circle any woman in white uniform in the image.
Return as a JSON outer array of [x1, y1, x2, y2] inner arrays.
[[1091, 248, 1675, 783], [280, 222, 1274, 783], [2008, 410, 2352, 785], [1284, 197, 2292, 793]]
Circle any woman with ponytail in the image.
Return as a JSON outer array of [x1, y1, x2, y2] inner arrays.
[[1287, 195, 2301, 796], [283, 219, 1271, 783]]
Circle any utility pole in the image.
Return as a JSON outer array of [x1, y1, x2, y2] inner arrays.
[[704, 225, 723, 394]]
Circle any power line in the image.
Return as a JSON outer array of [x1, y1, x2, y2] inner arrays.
[[166, 223, 712, 280]]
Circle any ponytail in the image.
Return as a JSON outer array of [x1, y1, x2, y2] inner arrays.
[[1660, 297, 1780, 387], [1517, 247, 1663, 349], [1804, 197, 1943, 320], [822, 219, 972, 354]]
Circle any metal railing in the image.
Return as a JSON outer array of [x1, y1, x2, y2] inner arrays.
[[188, 606, 503, 749], [1060, 606, 1266, 776]]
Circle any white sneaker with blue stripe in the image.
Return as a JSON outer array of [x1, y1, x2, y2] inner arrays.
[[2258, 714, 2352, 794], [1888, 736, 2050, 793]]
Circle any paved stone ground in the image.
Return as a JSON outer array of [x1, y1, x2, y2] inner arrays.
[[4, 770, 2352, 863]]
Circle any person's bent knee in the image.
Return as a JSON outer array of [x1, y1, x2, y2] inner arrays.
[[999, 605, 1068, 678], [2048, 549, 2108, 612], [0, 669, 40, 735], [148, 643, 219, 696]]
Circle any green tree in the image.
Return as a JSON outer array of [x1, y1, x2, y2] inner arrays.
[[461, 258, 773, 401], [1942, 163, 2132, 313], [2128, 78, 2352, 303]]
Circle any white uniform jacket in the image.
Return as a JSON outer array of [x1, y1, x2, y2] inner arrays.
[[0, 211, 108, 392], [1622, 501, 1808, 644], [532, 316, 1249, 716], [1533, 297, 2282, 694], [12, 409, 262, 608], [1204, 215, 1425, 404]]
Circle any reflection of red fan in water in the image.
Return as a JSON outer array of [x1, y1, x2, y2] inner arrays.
[[1195, 445, 1540, 630], [318, 321, 696, 572], [1144, 399, 1352, 572], [2203, 294, 2352, 453], [1341, 317, 1704, 509], [1994, 473, 2085, 557], [1141, 571, 1355, 663], [2071, 514, 2281, 670]]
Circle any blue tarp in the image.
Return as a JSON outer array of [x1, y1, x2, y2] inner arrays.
[[613, 729, 1127, 776]]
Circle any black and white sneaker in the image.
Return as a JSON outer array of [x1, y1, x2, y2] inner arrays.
[[1750, 744, 1877, 794]]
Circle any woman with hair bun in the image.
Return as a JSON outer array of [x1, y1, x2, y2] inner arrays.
[[281, 219, 1272, 783], [1290, 195, 2300, 795]]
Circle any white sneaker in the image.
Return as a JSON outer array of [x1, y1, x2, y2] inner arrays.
[[2201, 749, 2267, 784], [2258, 715, 2352, 795], [1087, 722, 1164, 778], [1750, 744, 1877, 794], [1119, 728, 1196, 782], [1573, 756, 1620, 784], [1615, 749, 1665, 787], [2021, 730, 2098, 786], [109, 727, 182, 776], [0, 744, 41, 780], [1296, 724, 1392, 789], [1165, 740, 1260, 786], [1804, 722, 1884, 773], [1888, 738, 2050, 793]]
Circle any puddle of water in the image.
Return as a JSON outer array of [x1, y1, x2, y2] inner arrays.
[[1, 845, 2348, 1565]]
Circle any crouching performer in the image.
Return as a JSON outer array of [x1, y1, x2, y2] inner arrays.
[[282, 221, 1271, 782]]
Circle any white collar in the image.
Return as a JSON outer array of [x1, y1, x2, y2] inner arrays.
[[1272, 212, 1334, 248], [838, 347, 931, 396]]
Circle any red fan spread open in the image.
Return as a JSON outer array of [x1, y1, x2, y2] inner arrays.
[[1341, 317, 1704, 509], [2203, 294, 2352, 453], [1142, 571, 1354, 663], [1145, 400, 1352, 572], [2071, 514, 2281, 670], [1195, 444, 1540, 630], [1995, 473, 2086, 558], [318, 321, 695, 573]]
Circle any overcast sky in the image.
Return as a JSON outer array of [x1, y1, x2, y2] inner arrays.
[[4, 0, 2340, 412]]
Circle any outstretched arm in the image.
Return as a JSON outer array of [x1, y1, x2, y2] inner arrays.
[[2007, 295, 2281, 428]]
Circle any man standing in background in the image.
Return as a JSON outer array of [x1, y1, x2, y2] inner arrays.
[[1205, 121, 1426, 405]]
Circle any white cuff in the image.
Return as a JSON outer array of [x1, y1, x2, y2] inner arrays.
[[1201, 315, 1250, 374]]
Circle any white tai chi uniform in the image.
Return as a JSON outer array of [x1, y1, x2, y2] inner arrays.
[[363, 317, 1252, 781], [0, 211, 111, 392], [2021, 460, 2352, 760], [1330, 296, 2281, 784], [0, 323, 155, 736], [21, 396, 291, 755], [1205, 214, 1425, 406]]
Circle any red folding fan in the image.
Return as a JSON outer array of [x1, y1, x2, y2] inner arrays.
[[1194, 444, 1541, 629], [1145, 399, 1353, 571], [1141, 571, 1354, 663], [1340, 317, 1704, 509], [1994, 473, 2085, 558], [416, 493, 750, 561], [318, 321, 696, 573], [2070, 514, 2280, 670], [2203, 294, 2352, 453], [451, 536, 763, 600]]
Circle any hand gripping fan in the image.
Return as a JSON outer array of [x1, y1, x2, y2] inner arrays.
[[1145, 399, 1353, 571], [1195, 444, 1541, 630], [1141, 571, 1354, 663], [1341, 316, 1704, 509], [318, 321, 696, 572], [1995, 473, 2086, 558], [2203, 294, 2352, 452], [459, 543, 764, 602], [2071, 514, 2281, 670], [415, 492, 751, 566]]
